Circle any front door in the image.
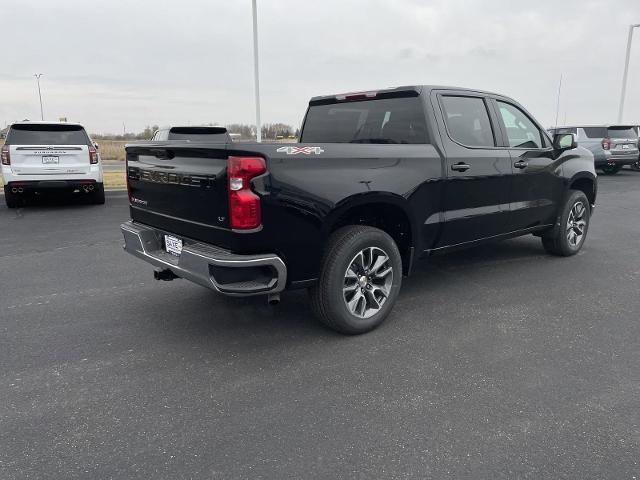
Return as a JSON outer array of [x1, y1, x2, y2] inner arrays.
[[491, 99, 562, 232]]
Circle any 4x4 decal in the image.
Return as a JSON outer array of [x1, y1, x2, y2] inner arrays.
[[276, 146, 324, 155]]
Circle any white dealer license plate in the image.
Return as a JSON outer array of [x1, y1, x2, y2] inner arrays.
[[164, 235, 183, 256], [622, 144, 630, 149], [42, 156, 59, 164]]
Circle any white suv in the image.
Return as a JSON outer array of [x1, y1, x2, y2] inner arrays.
[[1, 121, 104, 208]]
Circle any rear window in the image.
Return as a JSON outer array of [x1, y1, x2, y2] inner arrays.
[[607, 126, 638, 139], [582, 127, 607, 139], [6, 124, 89, 145], [300, 97, 428, 144], [166, 127, 230, 142]]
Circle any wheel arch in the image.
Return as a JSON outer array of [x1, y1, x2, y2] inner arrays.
[[324, 193, 418, 275], [568, 172, 597, 207]]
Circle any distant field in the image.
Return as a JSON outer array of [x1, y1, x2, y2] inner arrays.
[[98, 140, 127, 161]]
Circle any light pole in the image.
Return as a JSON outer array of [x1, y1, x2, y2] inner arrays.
[[618, 24, 640, 123], [251, 0, 262, 142], [34, 73, 44, 120], [554, 73, 563, 128]]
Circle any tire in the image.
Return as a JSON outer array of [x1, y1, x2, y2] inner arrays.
[[310, 225, 403, 335], [631, 161, 640, 172], [4, 186, 19, 208], [91, 183, 105, 204], [542, 190, 590, 256], [600, 164, 621, 175]]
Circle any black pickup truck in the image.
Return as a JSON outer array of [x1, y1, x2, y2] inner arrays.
[[121, 85, 597, 334]]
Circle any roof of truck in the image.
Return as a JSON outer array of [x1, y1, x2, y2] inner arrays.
[[309, 85, 504, 104]]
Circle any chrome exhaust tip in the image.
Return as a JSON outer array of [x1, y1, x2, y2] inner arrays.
[[17, 188, 23, 193], [88, 184, 95, 191]]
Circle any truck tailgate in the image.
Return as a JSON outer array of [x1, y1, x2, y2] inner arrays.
[[126, 144, 232, 244]]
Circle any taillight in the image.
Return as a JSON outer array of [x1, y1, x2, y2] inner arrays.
[[88, 145, 99, 164], [602, 137, 611, 150], [228, 156, 266, 229], [1, 144, 9, 165]]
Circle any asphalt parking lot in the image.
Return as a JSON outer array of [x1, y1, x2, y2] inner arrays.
[[1, 172, 639, 479]]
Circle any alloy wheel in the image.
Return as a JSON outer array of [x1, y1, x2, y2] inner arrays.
[[342, 246, 393, 319], [566, 201, 587, 247]]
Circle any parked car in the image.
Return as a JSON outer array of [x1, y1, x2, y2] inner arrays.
[[151, 126, 232, 142], [2, 121, 104, 208], [121, 85, 597, 334], [548, 124, 639, 174]]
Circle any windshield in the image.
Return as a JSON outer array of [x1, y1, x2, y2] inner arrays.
[[301, 96, 428, 144], [6, 124, 89, 145], [607, 127, 638, 139]]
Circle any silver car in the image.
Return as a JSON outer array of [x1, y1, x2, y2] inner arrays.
[[549, 125, 639, 175]]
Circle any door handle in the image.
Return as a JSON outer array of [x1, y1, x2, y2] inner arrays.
[[514, 160, 528, 169], [451, 162, 470, 172]]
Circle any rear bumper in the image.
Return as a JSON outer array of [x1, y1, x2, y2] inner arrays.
[[5, 179, 102, 192], [594, 153, 638, 167], [120, 221, 287, 296]]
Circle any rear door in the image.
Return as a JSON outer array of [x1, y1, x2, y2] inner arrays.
[[6, 124, 92, 175], [433, 91, 512, 247], [491, 99, 561, 231]]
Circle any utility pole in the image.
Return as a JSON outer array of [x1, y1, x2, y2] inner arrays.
[[618, 24, 640, 123], [252, 0, 262, 142], [34, 73, 44, 120]]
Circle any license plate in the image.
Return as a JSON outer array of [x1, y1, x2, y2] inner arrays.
[[42, 156, 59, 164], [164, 235, 183, 256], [622, 144, 630, 149]]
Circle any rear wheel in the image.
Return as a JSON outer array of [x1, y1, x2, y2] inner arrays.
[[600, 164, 621, 175], [310, 226, 402, 335], [91, 183, 105, 204], [4, 186, 19, 208], [631, 161, 640, 172], [542, 190, 590, 256]]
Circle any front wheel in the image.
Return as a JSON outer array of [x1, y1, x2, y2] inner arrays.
[[310, 225, 402, 334], [542, 190, 590, 256], [600, 164, 621, 175]]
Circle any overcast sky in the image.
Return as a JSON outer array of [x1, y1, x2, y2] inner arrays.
[[2, 0, 639, 134]]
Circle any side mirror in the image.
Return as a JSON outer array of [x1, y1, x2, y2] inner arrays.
[[93, 142, 99, 150], [553, 133, 577, 151]]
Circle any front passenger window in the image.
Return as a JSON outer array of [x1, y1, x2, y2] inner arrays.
[[497, 101, 543, 148]]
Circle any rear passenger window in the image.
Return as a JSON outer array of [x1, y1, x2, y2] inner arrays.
[[497, 101, 543, 148], [440, 96, 495, 147]]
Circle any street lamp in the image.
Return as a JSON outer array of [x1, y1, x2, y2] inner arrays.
[[617, 24, 640, 123], [34, 73, 44, 121], [251, 0, 261, 142]]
